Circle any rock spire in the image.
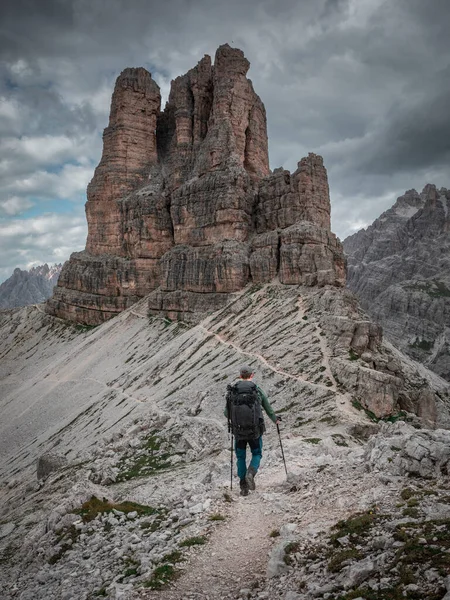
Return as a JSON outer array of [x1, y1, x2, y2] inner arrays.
[[47, 45, 343, 325]]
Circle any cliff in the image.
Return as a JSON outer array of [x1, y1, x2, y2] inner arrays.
[[46, 45, 344, 325], [344, 185, 450, 381]]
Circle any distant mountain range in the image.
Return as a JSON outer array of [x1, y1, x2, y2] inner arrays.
[[0, 263, 63, 309], [343, 184, 450, 382]]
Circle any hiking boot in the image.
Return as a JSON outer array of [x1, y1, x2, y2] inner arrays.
[[239, 479, 249, 497], [246, 466, 257, 491]]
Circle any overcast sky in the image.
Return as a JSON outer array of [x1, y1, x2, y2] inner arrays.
[[0, 0, 449, 282]]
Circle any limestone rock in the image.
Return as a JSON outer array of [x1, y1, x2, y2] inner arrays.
[[364, 421, 450, 477], [344, 185, 450, 382], [267, 540, 291, 578], [37, 453, 68, 481], [46, 45, 344, 325], [279, 222, 345, 287]]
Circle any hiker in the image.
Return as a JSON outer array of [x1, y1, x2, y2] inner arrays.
[[225, 365, 280, 496]]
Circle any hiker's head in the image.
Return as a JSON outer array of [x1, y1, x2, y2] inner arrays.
[[239, 365, 254, 380]]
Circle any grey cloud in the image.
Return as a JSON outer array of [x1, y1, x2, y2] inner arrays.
[[0, 0, 449, 278]]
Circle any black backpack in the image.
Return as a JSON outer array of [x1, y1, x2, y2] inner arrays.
[[226, 380, 264, 441]]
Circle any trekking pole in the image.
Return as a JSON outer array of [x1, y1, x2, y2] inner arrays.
[[276, 422, 288, 477], [230, 431, 234, 490]]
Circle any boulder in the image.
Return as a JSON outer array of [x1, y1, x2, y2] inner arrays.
[[37, 453, 68, 481]]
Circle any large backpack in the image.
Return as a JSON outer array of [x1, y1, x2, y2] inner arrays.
[[226, 380, 264, 441]]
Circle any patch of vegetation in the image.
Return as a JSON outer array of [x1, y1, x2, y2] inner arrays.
[[141, 564, 177, 589], [332, 434, 349, 447], [284, 542, 301, 565], [405, 279, 450, 298], [304, 438, 321, 445], [116, 434, 174, 481], [139, 512, 167, 532], [319, 415, 338, 425], [327, 547, 361, 573], [293, 416, 314, 428], [277, 401, 300, 414], [74, 323, 97, 333], [270, 529, 280, 538], [92, 588, 107, 597], [393, 518, 450, 573], [334, 586, 438, 600], [352, 400, 408, 425], [74, 496, 158, 523], [223, 492, 232, 503], [48, 524, 80, 564], [331, 510, 377, 545], [179, 536, 207, 547], [410, 338, 434, 352], [162, 550, 183, 563], [208, 513, 226, 521], [402, 507, 419, 518], [348, 349, 359, 361]]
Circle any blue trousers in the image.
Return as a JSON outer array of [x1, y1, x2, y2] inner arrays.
[[235, 437, 263, 480]]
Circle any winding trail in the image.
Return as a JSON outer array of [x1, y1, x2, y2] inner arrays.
[[197, 324, 330, 393]]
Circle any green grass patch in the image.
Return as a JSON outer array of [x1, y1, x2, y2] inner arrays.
[[327, 547, 361, 573], [304, 438, 321, 445], [179, 536, 207, 547], [73, 496, 158, 523], [319, 415, 338, 425], [332, 434, 349, 447], [116, 434, 174, 481], [402, 507, 419, 518], [348, 349, 359, 361], [401, 488, 415, 500], [208, 513, 226, 521], [331, 510, 377, 544], [141, 564, 177, 589], [162, 550, 183, 563], [270, 529, 280, 538]]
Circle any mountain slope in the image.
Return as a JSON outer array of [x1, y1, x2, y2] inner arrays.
[[0, 263, 62, 309], [344, 185, 450, 381], [1, 284, 450, 599]]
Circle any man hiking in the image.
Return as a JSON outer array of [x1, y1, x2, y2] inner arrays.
[[225, 365, 280, 496]]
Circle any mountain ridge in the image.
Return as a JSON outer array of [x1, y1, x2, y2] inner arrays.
[[343, 184, 450, 381], [0, 263, 62, 309]]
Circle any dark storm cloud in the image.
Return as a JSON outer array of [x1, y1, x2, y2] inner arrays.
[[0, 0, 449, 279]]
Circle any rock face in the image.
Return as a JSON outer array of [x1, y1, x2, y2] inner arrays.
[[0, 264, 62, 309], [47, 45, 344, 325], [343, 185, 450, 382]]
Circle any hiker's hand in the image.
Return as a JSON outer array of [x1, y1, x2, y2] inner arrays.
[[276, 415, 282, 424]]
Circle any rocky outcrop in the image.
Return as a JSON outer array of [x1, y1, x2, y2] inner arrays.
[[0, 264, 62, 309], [365, 421, 450, 477], [344, 185, 450, 381], [47, 45, 344, 325]]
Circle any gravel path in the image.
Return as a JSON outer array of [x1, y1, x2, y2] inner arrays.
[[139, 470, 285, 600]]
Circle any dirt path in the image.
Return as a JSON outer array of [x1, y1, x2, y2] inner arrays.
[[139, 470, 285, 600]]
